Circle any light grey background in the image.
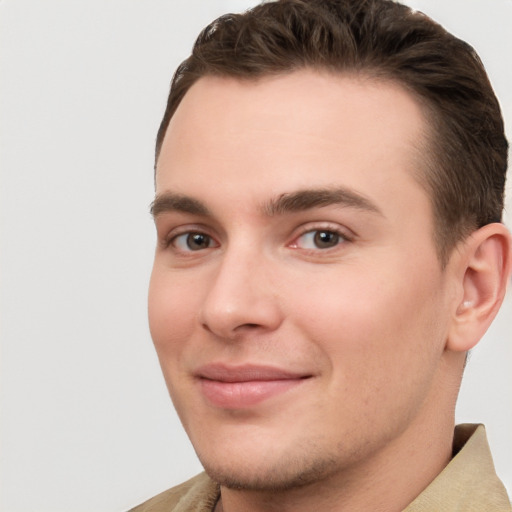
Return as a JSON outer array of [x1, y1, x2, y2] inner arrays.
[[1, 1, 510, 511]]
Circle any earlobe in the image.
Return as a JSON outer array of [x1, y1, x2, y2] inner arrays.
[[447, 223, 512, 352]]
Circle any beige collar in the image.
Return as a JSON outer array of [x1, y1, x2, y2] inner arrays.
[[403, 424, 511, 511]]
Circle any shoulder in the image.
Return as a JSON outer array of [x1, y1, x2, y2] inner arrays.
[[128, 472, 219, 512]]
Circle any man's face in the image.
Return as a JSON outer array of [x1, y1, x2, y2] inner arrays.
[[149, 71, 455, 490]]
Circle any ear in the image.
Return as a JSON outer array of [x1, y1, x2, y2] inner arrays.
[[446, 223, 512, 352]]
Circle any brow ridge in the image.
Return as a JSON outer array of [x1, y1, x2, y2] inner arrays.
[[150, 187, 383, 219], [263, 187, 383, 216], [150, 193, 211, 217]]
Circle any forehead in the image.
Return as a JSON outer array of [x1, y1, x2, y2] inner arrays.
[[156, 70, 430, 220]]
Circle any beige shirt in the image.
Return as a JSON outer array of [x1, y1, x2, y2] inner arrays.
[[129, 424, 511, 512]]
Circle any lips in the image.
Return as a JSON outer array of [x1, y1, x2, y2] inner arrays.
[[195, 364, 311, 409]]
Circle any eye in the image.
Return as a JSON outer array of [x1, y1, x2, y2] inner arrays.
[[172, 232, 216, 251], [293, 229, 346, 250]]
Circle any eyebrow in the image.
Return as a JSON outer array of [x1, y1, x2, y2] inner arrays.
[[263, 188, 383, 217], [150, 187, 383, 218], [150, 193, 211, 217]]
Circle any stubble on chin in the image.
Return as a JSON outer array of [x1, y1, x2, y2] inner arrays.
[[201, 449, 344, 493]]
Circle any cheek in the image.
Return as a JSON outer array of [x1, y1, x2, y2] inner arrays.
[[292, 273, 448, 441], [148, 267, 198, 361], [288, 258, 448, 389], [147, 268, 205, 423]]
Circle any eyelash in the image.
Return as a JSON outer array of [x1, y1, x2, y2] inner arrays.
[[169, 231, 218, 252], [163, 223, 354, 254], [290, 224, 353, 251]]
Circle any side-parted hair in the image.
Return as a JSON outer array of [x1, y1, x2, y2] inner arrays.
[[155, 0, 508, 264]]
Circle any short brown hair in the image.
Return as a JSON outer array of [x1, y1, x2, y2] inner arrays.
[[155, 0, 508, 263]]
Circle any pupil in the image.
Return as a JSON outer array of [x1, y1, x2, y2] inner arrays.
[[187, 233, 209, 250], [314, 231, 338, 248]]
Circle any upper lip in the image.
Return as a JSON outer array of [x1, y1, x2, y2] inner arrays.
[[195, 364, 311, 383]]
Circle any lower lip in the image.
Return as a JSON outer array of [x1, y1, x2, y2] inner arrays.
[[199, 378, 307, 408]]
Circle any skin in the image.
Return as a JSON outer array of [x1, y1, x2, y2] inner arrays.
[[148, 70, 510, 512]]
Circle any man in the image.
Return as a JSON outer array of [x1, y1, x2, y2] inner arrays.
[[131, 0, 512, 510]]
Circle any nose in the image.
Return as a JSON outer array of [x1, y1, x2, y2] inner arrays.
[[199, 246, 283, 340]]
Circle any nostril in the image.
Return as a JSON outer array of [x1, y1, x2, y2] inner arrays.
[[234, 323, 266, 333], [201, 322, 213, 333]]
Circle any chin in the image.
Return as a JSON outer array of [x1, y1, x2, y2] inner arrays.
[[199, 447, 343, 492]]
